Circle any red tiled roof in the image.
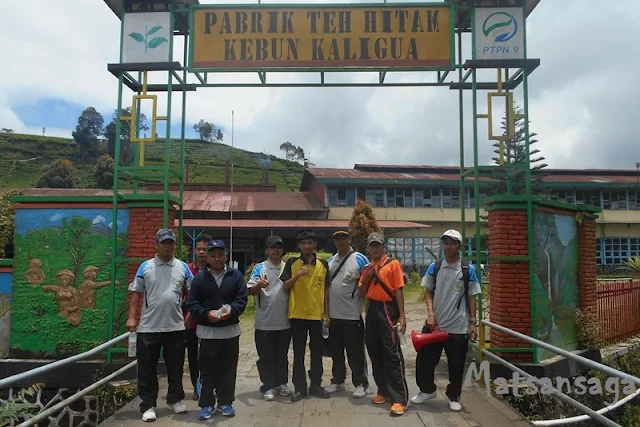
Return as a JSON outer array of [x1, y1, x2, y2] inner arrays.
[[306, 165, 640, 185], [179, 219, 430, 229], [13, 189, 326, 212]]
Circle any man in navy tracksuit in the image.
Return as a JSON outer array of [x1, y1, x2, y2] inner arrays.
[[186, 240, 248, 419]]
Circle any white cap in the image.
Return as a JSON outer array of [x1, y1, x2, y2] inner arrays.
[[441, 229, 463, 243]]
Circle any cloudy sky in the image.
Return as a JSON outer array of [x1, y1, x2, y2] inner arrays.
[[1, 0, 638, 170]]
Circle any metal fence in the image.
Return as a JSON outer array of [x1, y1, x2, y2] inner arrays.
[[481, 320, 640, 427], [597, 280, 640, 345]]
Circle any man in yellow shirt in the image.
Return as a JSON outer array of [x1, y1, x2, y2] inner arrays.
[[280, 229, 331, 402]]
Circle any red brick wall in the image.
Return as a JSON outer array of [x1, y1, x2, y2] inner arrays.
[[578, 218, 597, 318], [127, 206, 177, 324], [488, 209, 533, 362]]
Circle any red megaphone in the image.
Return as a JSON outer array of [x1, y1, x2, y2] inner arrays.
[[411, 327, 450, 352]]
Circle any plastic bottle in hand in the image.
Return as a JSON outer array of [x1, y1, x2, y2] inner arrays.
[[396, 323, 406, 347], [128, 332, 137, 357], [322, 319, 330, 339]]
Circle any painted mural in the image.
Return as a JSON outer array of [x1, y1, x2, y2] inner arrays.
[[0, 271, 11, 356], [533, 210, 579, 361], [11, 208, 129, 357]]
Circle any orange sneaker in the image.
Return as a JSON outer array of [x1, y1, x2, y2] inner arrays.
[[390, 403, 405, 415], [372, 395, 389, 404]]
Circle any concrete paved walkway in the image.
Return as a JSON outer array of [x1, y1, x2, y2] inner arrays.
[[102, 304, 532, 427]]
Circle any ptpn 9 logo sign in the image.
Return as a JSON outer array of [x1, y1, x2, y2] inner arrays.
[[474, 8, 524, 60]]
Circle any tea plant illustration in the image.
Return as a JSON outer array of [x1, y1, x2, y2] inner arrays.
[[129, 25, 168, 53]]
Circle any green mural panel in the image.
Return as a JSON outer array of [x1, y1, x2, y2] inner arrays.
[[11, 208, 129, 357], [533, 210, 579, 361]]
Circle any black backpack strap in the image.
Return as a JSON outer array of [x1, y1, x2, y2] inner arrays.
[[330, 250, 354, 284], [371, 258, 397, 301], [456, 260, 471, 311], [430, 259, 442, 293]]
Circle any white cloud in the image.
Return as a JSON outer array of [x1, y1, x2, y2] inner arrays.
[[1, 0, 639, 169], [92, 215, 106, 225]]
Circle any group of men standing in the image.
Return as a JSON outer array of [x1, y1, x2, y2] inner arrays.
[[126, 226, 480, 421]]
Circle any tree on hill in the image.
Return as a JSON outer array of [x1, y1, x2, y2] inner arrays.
[[348, 200, 382, 254], [94, 155, 115, 189], [36, 159, 78, 188], [193, 119, 223, 142], [280, 141, 306, 163], [489, 105, 548, 195], [104, 107, 148, 166], [1, 128, 14, 134], [72, 107, 104, 157]]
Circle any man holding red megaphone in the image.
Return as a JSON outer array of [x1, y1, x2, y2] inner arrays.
[[410, 229, 481, 413]]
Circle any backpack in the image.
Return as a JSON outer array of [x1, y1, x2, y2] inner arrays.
[[430, 259, 471, 313]]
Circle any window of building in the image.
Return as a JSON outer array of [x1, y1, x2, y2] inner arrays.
[[441, 188, 460, 208], [575, 191, 600, 207], [466, 188, 487, 208], [629, 191, 640, 210], [364, 188, 385, 207], [602, 191, 627, 210], [603, 238, 628, 264], [327, 187, 356, 207], [630, 238, 640, 257], [386, 188, 413, 208]]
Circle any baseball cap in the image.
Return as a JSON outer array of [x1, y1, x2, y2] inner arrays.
[[265, 235, 284, 248], [207, 240, 227, 251], [367, 232, 385, 245], [155, 228, 176, 242], [441, 229, 463, 243], [296, 228, 318, 241], [332, 230, 350, 238]]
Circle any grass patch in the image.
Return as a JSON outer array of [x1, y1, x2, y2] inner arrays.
[[0, 133, 305, 191]]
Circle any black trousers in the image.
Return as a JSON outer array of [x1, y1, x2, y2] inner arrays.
[[415, 324, 469, 401], [255, 328, 292, 392], [186, 328, 199, 389], [329, 318, 369, 389], [136, 330, 186, 412], [365, 301, 408, 406], [290, 318, 323, 392], [198, 336, 240, 407]]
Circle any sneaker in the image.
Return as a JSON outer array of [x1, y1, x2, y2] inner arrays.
[[449, 400, 462, 411], [352, 385, 367, 399], [217, 404, 236, 417], [167, 401, 187, 414], [141, 408, 156, 422], [410, 391, 437, 404], [263, 389, 276, 401], [372, 395, 389, 404], [198, 407, 214, 420], [390, 403, 406, 415], [324, 383, 345, 393], [276, 384, 293, 396]]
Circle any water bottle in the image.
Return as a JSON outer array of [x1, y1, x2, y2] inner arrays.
[[322, 319, 330, 339], [128, 332, 137, 357], [396, 323, 406, 347]]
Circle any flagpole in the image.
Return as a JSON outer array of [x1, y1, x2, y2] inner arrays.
[[230, 110, 234, 268]]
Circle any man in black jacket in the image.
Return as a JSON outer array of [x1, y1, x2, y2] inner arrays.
[[186, 240, 248, 420]]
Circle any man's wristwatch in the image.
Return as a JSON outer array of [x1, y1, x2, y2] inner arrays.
[[469, 317, 477, 324]]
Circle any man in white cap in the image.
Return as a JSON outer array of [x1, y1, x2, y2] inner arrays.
[[411, 229, 481, 412], [127, 228, 194, 422]]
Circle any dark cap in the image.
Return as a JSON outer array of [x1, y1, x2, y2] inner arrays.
[[295, 228, 317, 241], [207, 239, 227, 251], [265, 235, 284, 248], [332, 230, 350, 238], [155, 228, 176, 242], [367, 232, 385, 245]]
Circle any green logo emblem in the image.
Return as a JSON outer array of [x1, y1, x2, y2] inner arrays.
[[129, 25, 168, 54]]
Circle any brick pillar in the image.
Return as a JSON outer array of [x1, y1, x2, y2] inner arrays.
[[578, 217, 598, 318], [127, 206, 177, 325], [488, 209, 533, 362]]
